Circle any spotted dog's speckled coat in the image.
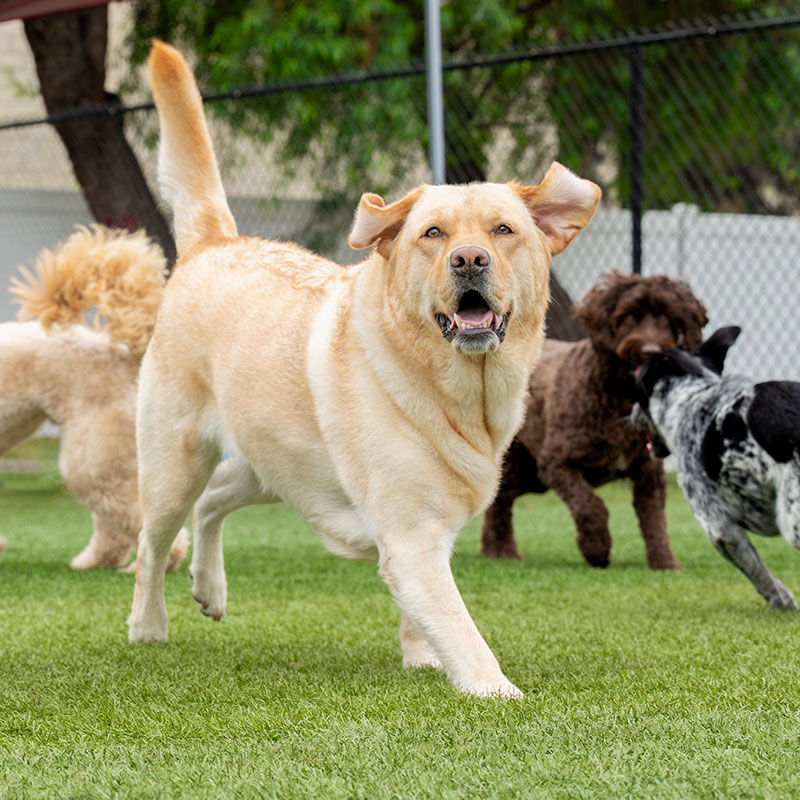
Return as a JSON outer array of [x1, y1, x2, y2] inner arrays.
[[633, 326, 800, 609]]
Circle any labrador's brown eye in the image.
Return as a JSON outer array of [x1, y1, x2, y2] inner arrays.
[[495, 224, 514, 235], [424, 226, 442, 238]]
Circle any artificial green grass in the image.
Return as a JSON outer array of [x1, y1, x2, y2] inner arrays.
[[2, 439, 800, 799]]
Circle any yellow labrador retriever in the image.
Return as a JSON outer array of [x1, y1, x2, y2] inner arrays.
[[129, 41, 601, 697]]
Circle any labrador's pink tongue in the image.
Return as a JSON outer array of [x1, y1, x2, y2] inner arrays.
[[455, 308, 493, 326]]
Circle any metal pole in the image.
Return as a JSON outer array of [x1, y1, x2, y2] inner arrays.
[[425, 0, 446, 184], [629, 44, 643, 274]]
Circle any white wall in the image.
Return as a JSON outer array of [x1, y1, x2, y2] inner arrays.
[[0, 189, 92, 322], [554, 204, 800, 382], [2, 190, 799, 382]]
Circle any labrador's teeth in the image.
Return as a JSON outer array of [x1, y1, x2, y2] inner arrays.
[[454, 314, 493, 331], [450, 317, 457, 329]]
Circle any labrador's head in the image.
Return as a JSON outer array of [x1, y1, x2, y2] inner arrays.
[[348, 163, 601, 356]]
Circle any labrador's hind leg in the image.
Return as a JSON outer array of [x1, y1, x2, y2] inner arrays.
[[128, 413, 219, 643], [191, 456, 277, 621]]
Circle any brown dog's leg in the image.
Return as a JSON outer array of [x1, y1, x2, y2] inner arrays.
[[481, 439, 542, 560], [481, 494, 523, 559], [481, 449, 523, 560], [631, 458, 681, 570], [542, 465, 611, 567]]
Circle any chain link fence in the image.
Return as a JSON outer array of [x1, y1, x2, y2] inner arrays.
[[1, 15, 799, 379]]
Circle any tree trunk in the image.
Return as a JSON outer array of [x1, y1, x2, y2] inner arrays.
[[24, 7, 176, 265], [546, 273, 585, 341]]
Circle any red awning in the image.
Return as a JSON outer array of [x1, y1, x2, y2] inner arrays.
[[0, 0, 110, 24]]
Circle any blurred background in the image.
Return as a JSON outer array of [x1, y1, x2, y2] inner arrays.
[[1, 0, 799, 379]]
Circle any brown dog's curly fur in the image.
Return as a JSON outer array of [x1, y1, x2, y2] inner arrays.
[[480, 271, 708, 569]]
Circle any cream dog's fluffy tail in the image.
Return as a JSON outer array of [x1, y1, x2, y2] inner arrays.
[[148, 39, 237, 258], [11, 224, 167, 359]]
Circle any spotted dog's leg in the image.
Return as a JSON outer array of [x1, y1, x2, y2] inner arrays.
[[776, 461, 800, 551], [631, 457, 681, 570], [702, 516, 798, 609]]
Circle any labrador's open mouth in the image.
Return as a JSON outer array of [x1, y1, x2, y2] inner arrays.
[[435, 290, 508, 353]]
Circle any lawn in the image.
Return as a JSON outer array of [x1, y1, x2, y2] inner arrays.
[[2, 438, 800, 799]]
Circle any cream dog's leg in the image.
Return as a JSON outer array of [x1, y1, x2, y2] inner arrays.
[[191, 457, 277, 621], [70, 511, 133, 569], [379, 528, 522, 698], [58, 414, 147, 571], [0, 412, 45, 455]]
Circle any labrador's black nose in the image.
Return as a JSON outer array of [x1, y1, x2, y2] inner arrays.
[[449, 246, 491, 278]]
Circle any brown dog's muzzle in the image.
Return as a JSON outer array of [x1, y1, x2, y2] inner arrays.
[[616, 314, 677, 365]]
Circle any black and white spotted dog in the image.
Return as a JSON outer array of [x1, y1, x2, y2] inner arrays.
[[632, 326, 800, 609]]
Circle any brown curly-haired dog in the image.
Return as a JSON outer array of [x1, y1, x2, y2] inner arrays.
[[480, 271, 708, 568]]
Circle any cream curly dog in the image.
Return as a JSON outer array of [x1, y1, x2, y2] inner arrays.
[[128, 41, 600, 697], [1, 225, 187, 569]]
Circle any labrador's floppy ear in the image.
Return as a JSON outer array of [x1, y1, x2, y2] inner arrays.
[[511, 163, 601, 256], [348, 186, 425, 258]]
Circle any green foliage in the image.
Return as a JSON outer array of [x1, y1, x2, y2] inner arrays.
[[544, 22, 800, 212], [125, 1, 800, 209]]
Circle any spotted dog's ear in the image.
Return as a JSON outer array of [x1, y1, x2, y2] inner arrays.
[[511, 163, 602, 256], [669, 348, 709, 377], [695, 325, 742, 374], [636, 349, 705, 409], [348, 187, 425, 258]]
